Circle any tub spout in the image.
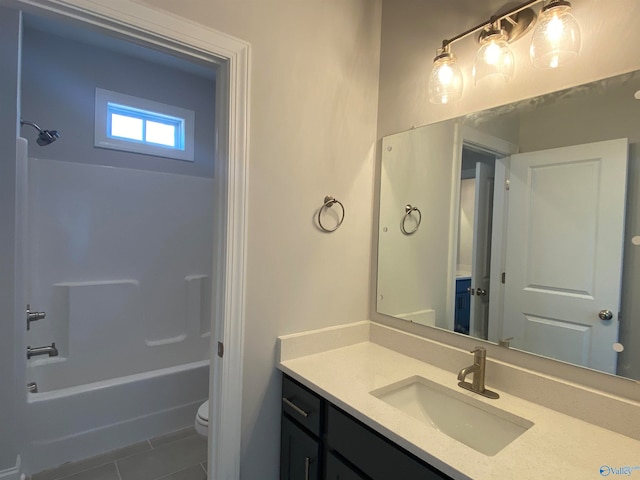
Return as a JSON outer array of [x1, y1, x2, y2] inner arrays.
[[27, 342, 58, 360]]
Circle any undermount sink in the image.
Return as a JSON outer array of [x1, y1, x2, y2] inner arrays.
[[370, 376, 533, 456]]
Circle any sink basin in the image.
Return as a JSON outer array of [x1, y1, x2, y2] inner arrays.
[[370, 376, 533, 456]]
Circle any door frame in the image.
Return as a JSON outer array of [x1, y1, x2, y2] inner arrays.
[[486, 156, 510, 343], [468, 160, 495, 339], [6, 1, 249, 479], [446, 125, 517, 333]]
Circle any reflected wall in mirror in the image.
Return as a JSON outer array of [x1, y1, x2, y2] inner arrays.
[[377, 70, 640, 381]]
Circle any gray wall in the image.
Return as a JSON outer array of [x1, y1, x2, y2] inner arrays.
[[0, 8, 24, 474], [21, 26, 216, 177], [12, 2, 384, 479], [141, 1, 384, 478]]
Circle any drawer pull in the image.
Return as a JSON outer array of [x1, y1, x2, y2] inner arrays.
[[304, 456, 311, 480], [282, 396, 310, 418]]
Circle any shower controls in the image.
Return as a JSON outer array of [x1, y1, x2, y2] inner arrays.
[[27, 342, 58, 360], [26, 304, 46, 330]]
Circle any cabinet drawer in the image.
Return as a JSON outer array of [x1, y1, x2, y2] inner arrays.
[[282, 375, 322, 436], [327, 406, 451, 480]]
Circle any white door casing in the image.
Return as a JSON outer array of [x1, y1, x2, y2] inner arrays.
[[448, 125, 517, 332], [6, 1, 250, 479], [469, 161, 494, 339], [503, 139, 628, 374], [487, 157, 510, 343]]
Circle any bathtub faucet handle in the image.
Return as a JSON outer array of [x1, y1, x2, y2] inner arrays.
[[26, 304, 46, 331]]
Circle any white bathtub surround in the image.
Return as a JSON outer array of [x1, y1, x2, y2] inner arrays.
[[0, 456, 22, 480], [278, 321, 640, 480], [22, 360, 208, 474], [25, 159, 213, 390], [18, 158, 214, 474]]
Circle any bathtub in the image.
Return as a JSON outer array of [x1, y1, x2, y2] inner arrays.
[[22, 360, 209, 474]]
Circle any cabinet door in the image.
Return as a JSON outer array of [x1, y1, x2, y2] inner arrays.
[[454, 279, 471, 334], [325, 452, 367, 480], [327, 406, 452, 480], [454, 292, 470, 334], [281, 416, 320, 480]]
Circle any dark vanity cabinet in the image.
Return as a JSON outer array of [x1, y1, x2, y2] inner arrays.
[[325, 452, 366, 480], [281, 374, 323, 479], [281, 415, 321, 480], [280, 374, 454, 480], [454, 278, 471, 335]]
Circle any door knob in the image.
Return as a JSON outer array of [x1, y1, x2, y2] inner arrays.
[[467, 287, 475, 295], [598, 309, 613, 321], [476, 288, 487, 296]]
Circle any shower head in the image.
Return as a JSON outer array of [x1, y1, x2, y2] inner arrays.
[[36, 129, 60, 146], [20, 119, 60, 146]]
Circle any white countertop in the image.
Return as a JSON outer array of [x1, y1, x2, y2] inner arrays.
[[278, 325, 640, 480]]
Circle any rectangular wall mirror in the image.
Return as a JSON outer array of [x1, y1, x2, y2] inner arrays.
[[377, 69, 640, 382]]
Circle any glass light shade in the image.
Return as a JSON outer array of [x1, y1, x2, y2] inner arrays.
[[530, 3, 581, 68], [428, 52, 464, 104], [473, 32, 515, 85]]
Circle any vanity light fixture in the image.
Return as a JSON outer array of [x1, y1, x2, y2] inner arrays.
[[428, 44, 464, 104], [530, 0, 581, 68], [428, 0, 581, 104], [473, 21, 515, 85]]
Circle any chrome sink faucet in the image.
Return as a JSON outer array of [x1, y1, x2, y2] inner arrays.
[[457, 346, 499, 399]]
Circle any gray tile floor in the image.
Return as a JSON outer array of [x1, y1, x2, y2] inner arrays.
[[30, 428, 207, 480]]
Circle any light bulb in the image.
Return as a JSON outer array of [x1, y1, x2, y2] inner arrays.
[[438, 63, 455, 85], [483, 42, 503, 65], [473, 29, 514, 85], [428, 49, 463, 104], [530, 1, 581, 68]]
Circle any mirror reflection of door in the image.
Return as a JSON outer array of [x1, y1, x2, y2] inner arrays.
[[454, 147, 496, 339], [502, 139, 628, 374]]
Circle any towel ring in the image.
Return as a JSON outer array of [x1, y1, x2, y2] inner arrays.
[[401, 204, 421, 235], [318, 195, 345, 232]]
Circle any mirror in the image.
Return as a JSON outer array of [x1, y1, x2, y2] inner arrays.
[[377, 70, 640, 381]]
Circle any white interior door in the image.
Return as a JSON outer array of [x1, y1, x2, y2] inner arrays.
[[469, 161, 494, 339], [502, 138, 628, 373]]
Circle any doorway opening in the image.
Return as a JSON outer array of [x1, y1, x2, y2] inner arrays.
[[20, 11, 217, 472], [454, 146, 497, 339], [1, 2, 249, 479]]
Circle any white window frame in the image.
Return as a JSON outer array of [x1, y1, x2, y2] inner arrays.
[[95, 88, 196, 162]]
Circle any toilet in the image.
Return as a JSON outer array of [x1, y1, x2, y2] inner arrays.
[[195, 400, 209, 437]]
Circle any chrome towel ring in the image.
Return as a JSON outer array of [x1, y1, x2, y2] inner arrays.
[[317, 195, 345, 232], [401, 204, 421, 235]]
